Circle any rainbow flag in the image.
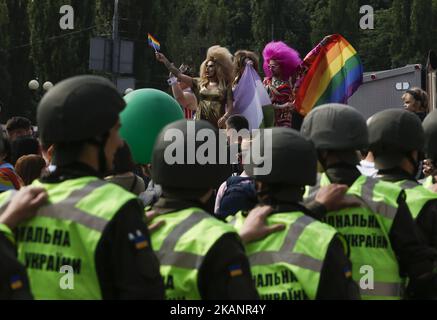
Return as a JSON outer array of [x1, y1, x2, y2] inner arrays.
[[147, 33, 161, 51], [295, 34, 363, 116]]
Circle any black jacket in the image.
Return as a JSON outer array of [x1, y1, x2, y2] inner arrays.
[[152, 197, 260, 300], [36, 163, 165, 300]]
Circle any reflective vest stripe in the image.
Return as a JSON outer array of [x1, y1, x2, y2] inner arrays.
[[37, 180, 109, 232], [158, 251, 203, 270], [153, 208, 237, 300], [249, 215, 324, 272], [399, 180, 419, 190], [395, 179, 437, 219], [228, 216, 237, 226], [62, 180, 106, 202], [359, 178, 397, 220], [281, 215, 313, 252], [360, 176, 378, 200], [38, 205, 108, 232], [360, 282, 404, 297], [249, 252, 323, 272], [157, 212, 206, 269]]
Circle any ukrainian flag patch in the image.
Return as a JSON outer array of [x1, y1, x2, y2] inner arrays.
[[10, 275, 23, 290], [229, 265, 243, 277]]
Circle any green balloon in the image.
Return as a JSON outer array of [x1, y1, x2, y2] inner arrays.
[[120, 89, 184, 164]]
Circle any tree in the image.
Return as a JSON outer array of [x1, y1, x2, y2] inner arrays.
[[433, 0, 437, 54], [252, 0, 312, 63], [28, 0, 96, 83], [4, 0, 33, 122], [410, 0, 433, 64], [309, 0, 333, 45], [391, 0, 413, 67], [330, 0, 360, 47], [0, 0, 11, 122]]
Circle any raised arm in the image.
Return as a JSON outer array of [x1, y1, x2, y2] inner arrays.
[[156, 52, 193, 88], [169, 78, 198, 111]]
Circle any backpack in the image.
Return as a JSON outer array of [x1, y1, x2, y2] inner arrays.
[[216, 176, 258, 219]]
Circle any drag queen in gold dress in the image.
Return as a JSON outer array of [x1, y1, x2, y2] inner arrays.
[[156, 46, 234, 129]]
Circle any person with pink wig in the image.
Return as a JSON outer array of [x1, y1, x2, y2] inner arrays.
[[262, 41, 304, 129]]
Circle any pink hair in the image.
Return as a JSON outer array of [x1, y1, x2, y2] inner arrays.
[[262, 41, 302, 80]]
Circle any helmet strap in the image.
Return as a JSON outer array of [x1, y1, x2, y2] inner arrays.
[[87, 132, 110, 176]]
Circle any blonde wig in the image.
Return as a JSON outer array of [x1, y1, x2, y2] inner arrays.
[[199, 45, 234, 90]]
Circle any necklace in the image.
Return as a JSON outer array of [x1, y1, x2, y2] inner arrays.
[[272, 78, 285, 87]]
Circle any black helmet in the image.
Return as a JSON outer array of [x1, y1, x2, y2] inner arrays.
[[37, 75, 125, 146], [152, 120, 232, 192], [368, 109, 424, 170], [245, 127, 317, 187], [422, 110, 437, 160], [301, 103, 368, 151]]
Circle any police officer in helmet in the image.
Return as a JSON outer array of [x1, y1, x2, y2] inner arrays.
[[229, 127, 360, 300], [0, 75, 165, 299], [368, 109, 437, 248], [149, 119, 279, 300], [302, 103, 437, 300]]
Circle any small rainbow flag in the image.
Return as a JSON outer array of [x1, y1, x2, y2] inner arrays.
[[148, 33, 161, 51], [295, 34, 363, 116]]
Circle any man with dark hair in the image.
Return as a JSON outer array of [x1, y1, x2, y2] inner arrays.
[[225, 115, 250, 174], [215, 115, 255, 218], [10, 136, 41, 166], [6, 117, 33, 142]]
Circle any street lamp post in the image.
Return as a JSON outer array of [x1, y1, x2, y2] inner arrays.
[[28, 79, 53, 118], [28, 79, 54, 97]]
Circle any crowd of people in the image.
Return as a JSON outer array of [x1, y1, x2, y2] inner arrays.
[[1, 38, 437, 301]]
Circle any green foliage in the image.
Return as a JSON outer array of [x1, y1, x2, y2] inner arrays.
[[0, 0, 11, 121], [28, 0, 95, 82], [4, 0, 33, 122]]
